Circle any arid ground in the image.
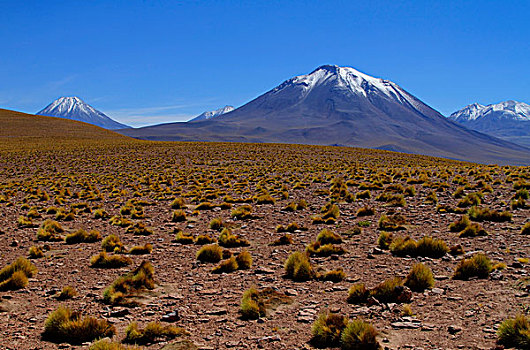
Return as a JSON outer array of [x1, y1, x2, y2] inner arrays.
[[0, 109, 529, 349]]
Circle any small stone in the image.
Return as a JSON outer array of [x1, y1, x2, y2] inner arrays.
[[448, 325, 462, 334], [285, 289, 298, 296]]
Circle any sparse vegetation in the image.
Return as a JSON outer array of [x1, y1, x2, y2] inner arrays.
[[404, 263, 434, 291], [0, 257, 37, 291], [90, 251, 132, 268], [42, 306, 115, 344], [453, 253, 492, 280], [103, 261, 155, 305], [196, 244, 223, 263], [497, 314, 530, 349], [284, 251, 314, 281], [123, 321, 187, 345]]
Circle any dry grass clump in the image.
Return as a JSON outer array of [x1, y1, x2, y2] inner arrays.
[[209, 217, 225, 231], [468, 206, 512, 222], [311, 312, 380, 349], [235, 250, 252, 269], [377, 232, 393, 249], [255, 194, 275, 204], [171, 210, 187, 222], [231, 204, 253, 220], [378, 213, 407, 231], [347, 283, 369, 304], [212, 256, 238, 274], [311, 312, 348, 347], [497, 314, 530, 348], [389, 236, 448, 258], [28, 245, 45, 259], [284, 251, 314, 281], [453, 253, 492, 280], [174, 230, 195, 244], [270, 233, 293, 246], [355, 190, 371, 199], [404, 263, 434, 292], [458, 222, 488, 237], [90, 251, 132, 268], [356, 206, 375, 216], [212, 250, 252, 273], [170, 197, 186, 209], [375, 193, 406, 207], [424, 191, 438, 204], [240, 287, 264, 320], [57, 286, 77, 300], [17, 215, 35, 227], [102, 234, 124, 252], [103, 261, 155, 305], [317, 228, 343, 244], [128, 243, 153, 255], [276, 222, 305, 233], [195, 234, 216, 245], [123, 321, 187, 345], [65, 229, 101, 244], [457, 192, 482, 208], [449, 215, 471, 232], [306, 241, 346, 257], [320, 268, 346, 282], [240, 287, 293, 320], [522, 222, 530, 235], [93, 209, 110, 219], [196, 244, 223, 263], [110, 215, 133, 227], [218, 228, 250, 247], [282, 199, 307, 211], [0, 257, 37, 291], [37, 219, 64, 241], [89, 339, 142, 350], [341, 319, 380, 350], [196, 201, 215, 210], [370, 277, 410, 303], [42, 306, 115, 344], [126, 222, 153, 236]]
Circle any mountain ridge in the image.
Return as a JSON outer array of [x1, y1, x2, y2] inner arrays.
[[117, 65, 530, 165], [449, 100, 530, 147]]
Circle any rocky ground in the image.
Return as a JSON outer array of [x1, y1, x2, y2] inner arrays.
[[0, 142, 528, 350]]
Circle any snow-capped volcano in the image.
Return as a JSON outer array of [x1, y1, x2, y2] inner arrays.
[[119, 65, 530, 165], [37, 96, 129, 130], [190, 105, 234, 122], [449, 101, 530, 147]]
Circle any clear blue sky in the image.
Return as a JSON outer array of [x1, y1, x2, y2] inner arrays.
[[1, 0, 529, 127]]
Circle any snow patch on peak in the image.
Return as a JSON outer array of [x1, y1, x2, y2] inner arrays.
[[190, 105, 235, 122], [272, 65, 426, 112]]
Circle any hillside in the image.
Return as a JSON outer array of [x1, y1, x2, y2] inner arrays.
[[0, 108, 131, 150]]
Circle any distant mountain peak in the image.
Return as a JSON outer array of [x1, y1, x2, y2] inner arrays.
[[450, 100, 530, 122], [449, 100, 530, 148], [190, 105, 235, 122], [37, 96, 129, 130]]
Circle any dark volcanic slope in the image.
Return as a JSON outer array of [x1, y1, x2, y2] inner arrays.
[[118, 65, 530, 165]]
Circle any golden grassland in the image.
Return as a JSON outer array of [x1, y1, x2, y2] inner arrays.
[[1, 108, 529, 349]]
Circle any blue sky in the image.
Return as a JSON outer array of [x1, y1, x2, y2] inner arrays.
[[1, 0, 529, 127]]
